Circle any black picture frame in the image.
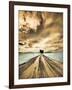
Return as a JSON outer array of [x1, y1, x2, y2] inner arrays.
[[9, 1, 70, 89]]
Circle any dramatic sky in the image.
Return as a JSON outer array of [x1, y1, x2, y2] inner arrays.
[[18, 11, 63, 52]]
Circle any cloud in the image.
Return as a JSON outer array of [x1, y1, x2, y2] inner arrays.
[[19, 11, 41, 33], [18, 11, 63, 52]]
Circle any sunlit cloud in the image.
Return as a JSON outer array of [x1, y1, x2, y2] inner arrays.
[[18, 11, 63, 52]]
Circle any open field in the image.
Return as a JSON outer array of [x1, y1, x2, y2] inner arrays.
[[19, 55, 63, 79]]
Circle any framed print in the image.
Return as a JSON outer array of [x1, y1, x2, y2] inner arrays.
[[9, 1, 70, 88]]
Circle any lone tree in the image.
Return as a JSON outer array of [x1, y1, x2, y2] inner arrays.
[[40, 49, 44, 54]]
